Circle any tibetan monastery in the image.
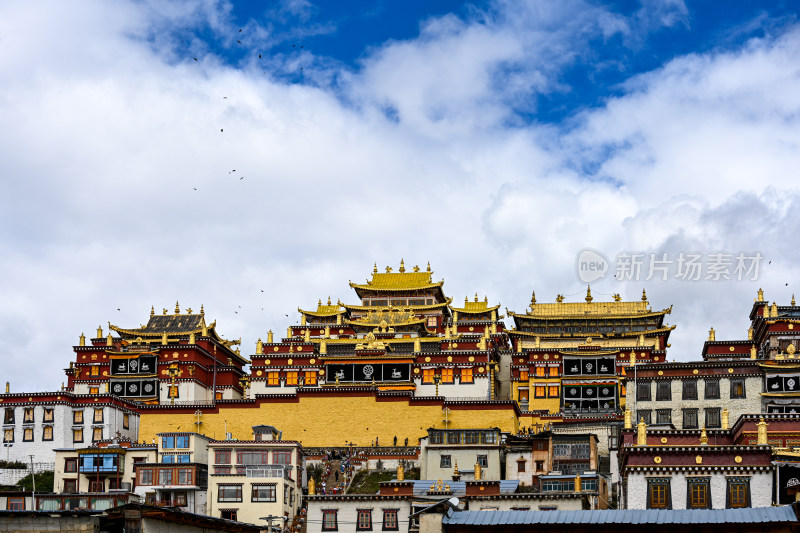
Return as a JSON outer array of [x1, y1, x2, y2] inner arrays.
[[504, 287, 675, 418], [703, 288, 800, 414], [248, 261, 507, 400], [67, 303, 248, 404]]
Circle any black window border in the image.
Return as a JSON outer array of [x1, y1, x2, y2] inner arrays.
[[686, 477, 712, 509]]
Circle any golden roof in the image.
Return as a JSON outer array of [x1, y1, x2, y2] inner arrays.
[[344, 300, 451, 311], [299, 298, 344, 317], [451, 295, 500, 314], [350, 261, 442, 291], [511, 300, 671, 319]]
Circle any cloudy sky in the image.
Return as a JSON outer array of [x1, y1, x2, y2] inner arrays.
[[1, 0, 799, 392]]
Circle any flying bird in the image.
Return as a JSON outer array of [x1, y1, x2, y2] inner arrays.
[[193, 57, 198, 61], [258, 54, 262, 59], [220, 129, 223, 132], [237, 40, 242, 44], [239, 29, 242, 32]]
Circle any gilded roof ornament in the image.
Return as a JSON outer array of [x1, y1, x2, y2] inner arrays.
[[399, 259, 406, 273], [556, 294, 564, 303], [641, 289, 647, 302], [385, 266, 393, 273], [585, 286, 593, 303], [708, 327, 716, 341], [373, 262, 378, 274], [175, 301, 180, 314], [530, 291, 536, 306], [150, 306, 155, 317], [413, 265, 420, 272], [613, 293, 621, 302], [427, 261, 431, 272], [758, 287, 764, 302], [327, 296, 332, 305], [200, 304, 204, 316]]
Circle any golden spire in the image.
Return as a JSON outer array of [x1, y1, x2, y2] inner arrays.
[[399, 259, 405, 273], [413, 264, 420, 272], [757, 417, 768, 445], [426, 261, 431, 272], [327, 296, 332, 305], [5, 382, 8, 393], [641, 289, 647, 302], [465, 295, 468, 304], [97, 325, 103, 338], [772, 301, 779, 317], [267, 330, 274, 344], [585, 285, 593, 303], [751, 345, 757, 359], [708, 327, 716, 341], [700, 427, 708, 445], [637, 417, 647, 446], [530, 291, 536, 306], [453, 460, 459, 476], [79, 333, 86, 347], [150, 306, 155, 317], [373, 262, 378, 274], [256, 338, 263, 354], [318, 299, 322, 306], [474, 293, 479, 302], [758, 288, 764, 302], [764, 304, 771, 318], [200, 304, 204, 316], [484, 295, 488, 303], [175, 301, 180, 314], [106, 333, 113, 346]]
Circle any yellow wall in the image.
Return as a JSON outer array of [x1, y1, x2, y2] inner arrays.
[[138, 395, 519, 447]]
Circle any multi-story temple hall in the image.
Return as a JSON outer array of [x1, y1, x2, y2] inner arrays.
[[49, 262, 677, 447]]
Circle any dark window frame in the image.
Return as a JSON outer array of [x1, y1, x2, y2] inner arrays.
[[656, 409, 671, 425], [705, 407, 721, 429], [440, 455, 451, 468], [730, 379, 746, 399], [687, 477, 711, 509], [656, 382, 671, 401], [647, 477, 672, 509], [705, 379, 720, 399], [636, 382, 651, 401], [382, 508, 399, 531], [682, 380, 698, 400], [682, 408, 699, 429], [357, 508, 373, 531], [727, 476, 751, 508], [322, 509, 338, 531]]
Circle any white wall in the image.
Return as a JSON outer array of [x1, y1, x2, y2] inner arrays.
[[626, 470, 772, 509]]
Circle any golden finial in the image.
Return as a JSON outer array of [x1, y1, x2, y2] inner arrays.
[[613, 293, 622, 302], [484, 295, 488, 303], [530, 291, 536, 306], [474, 462, 482, 480], [637, 417, 647, 446], [708, 327, 716, 341], [106, 333, 113, 347], [772, 301, 779, 317], [641, 289, 647, 302], [200, 304, 204, 316], [585, 285, 593, 303], [624, 408, 631, 429], [308, 477, 316, 495], [758, 288, 764, 302], [453, 460, 459, 476], [556, 294, 564, 303], [722, 407, 729, 430], [175, 301, 180, 314], [399, 259, 405, 273], [163, 308, 168, 315], [267, 330, 274, 344], [97, 325, 103, 338], [700, 427, 708, 445], [474, 293, 479, 302], [465, 295, 468, 304], [574, 473, 582, 493], [764, 304, 771, 318], [318, 299, 322, 306], [385, 266, 393, 273], [426, 261, 431, 272], [256, 338, 263, 354], [757, 417, 768, 445], [186, 307, 192, 314], [413, 265, 420, 272], [4, 382, 8, 393], [751, 345, 757, 359], [150, 306, 155, 317], [327, 296, 332, 305], [79, 333, 86, 347], [397, 464, 405, 481], [630, 349, 636, 366], [748, 327, 753, 340]]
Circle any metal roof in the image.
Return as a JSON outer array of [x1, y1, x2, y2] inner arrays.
[[442, 506, 798, 526], [410, 480, 519, 496]]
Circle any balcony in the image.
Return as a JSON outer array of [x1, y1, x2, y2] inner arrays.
[[36, 492, 136, 511], [212, 464, 291, 479]]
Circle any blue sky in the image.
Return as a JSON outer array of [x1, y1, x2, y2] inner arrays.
[[1, 0, 800, 391]]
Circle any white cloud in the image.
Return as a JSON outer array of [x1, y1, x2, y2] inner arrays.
[[0, 0, 799, 392]]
